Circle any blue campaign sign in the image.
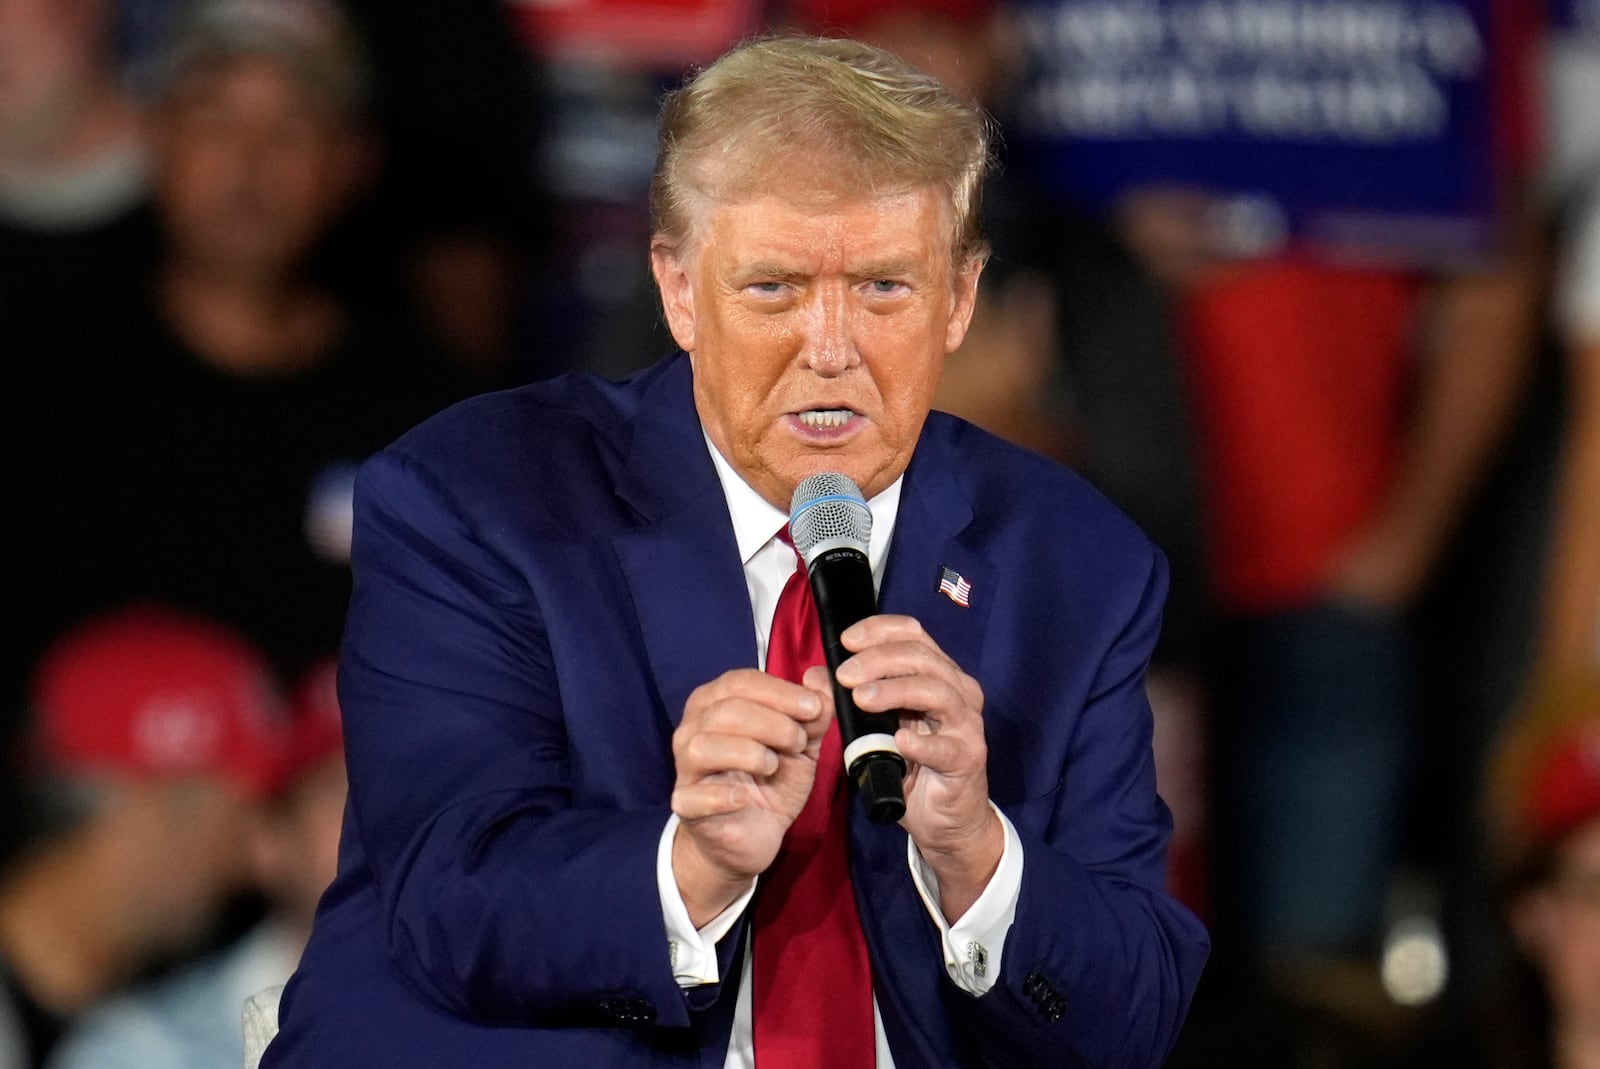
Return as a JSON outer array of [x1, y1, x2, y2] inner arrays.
[[1005, 0, 1530, 265]]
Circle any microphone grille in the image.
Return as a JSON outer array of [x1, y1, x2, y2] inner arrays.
[[789, 472, 872, 560]]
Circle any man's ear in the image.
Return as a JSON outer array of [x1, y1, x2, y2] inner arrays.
[[944, 256, 986, 353], [650, 243, 697, 353]]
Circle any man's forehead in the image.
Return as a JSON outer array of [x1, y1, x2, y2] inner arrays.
[[165, 52, 341, 115], [692, 185, 954, 263]]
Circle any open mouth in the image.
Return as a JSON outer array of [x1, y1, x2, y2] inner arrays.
[[795, 408, 856, 429]]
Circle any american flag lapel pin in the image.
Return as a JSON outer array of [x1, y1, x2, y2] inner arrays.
[[937, 566, 972, 607]]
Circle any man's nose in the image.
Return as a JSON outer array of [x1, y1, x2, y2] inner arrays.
[[800, 284, 860, 374]]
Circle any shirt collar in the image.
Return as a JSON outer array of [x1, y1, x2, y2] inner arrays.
[[702, 431, 903, 573]]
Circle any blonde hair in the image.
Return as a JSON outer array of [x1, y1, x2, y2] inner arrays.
[[650, 35, 993, 265]]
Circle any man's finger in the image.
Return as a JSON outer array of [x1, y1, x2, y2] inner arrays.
[[672, 780, 754, 821], [839, 614, 928, 652], [690, 669, 824, 720], [836, 640, 954, 690], [679, 733, 786, 780], [895, 727, 971, 774], [851, 675, 967, 724], [691, 700, 811, 755], [798, 665, 837, 740]]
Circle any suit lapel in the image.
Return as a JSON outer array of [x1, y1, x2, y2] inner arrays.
[[609, 358, 750, 1069], [611, 357, 757, 730], [852, 423, 996, 1064], [877, 426, 994, 692]]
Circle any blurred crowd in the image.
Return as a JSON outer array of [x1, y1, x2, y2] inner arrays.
[[4, 0, 1597, 1066]]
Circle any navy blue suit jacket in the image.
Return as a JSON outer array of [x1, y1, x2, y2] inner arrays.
[[265, 354, 1208, 1068]]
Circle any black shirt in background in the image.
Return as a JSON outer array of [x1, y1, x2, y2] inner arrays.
[[13, 279, 475, 731]]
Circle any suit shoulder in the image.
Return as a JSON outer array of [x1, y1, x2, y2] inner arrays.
[[356, 361, 679, 539], [379, 357, 689, 495], [391, 366, 651, 465]]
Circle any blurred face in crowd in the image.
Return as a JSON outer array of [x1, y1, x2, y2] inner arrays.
[[152, 54, 361, 279], [0, 0, 105, 151], [252, 754, 348, 927], [110, 777, 258, 953], [653, 175, 982, 508], [1515, 815, 1600, 1029]]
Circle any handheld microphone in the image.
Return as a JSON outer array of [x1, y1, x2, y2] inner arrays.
[[789, 472, 906, 825]]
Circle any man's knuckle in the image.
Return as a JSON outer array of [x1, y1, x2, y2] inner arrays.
[[685, 734, 719, 764]]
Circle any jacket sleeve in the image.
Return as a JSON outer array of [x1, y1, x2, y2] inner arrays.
[[948, 548, 1210, 1068], [336, 449, 732, 1029]]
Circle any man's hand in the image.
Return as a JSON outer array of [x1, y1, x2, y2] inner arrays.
[[835, 616, 1003, 921], [670, 667, 832, 926]]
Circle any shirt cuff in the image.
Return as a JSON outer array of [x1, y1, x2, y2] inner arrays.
[[658, 813, 757, 987], [906, 802, 1023, 995]]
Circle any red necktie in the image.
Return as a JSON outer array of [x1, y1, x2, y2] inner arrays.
[[751, 531, 876, 1066]]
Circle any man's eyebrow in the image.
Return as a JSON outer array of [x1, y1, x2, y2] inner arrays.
[[730, 262, 807, 284], [852, 259, 922, 279]]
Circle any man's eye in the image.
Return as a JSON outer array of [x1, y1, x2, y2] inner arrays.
[[749, 282, 785, 295], [869, 279, 905, 294]]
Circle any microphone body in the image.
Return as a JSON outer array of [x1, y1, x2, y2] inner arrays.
[[789, 474, 907, 824]]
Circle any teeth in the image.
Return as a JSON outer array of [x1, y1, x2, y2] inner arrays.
[[798, 409, 852, 429]]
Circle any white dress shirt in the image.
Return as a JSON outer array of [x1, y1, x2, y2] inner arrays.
[[655, 439, 1024, 1067]]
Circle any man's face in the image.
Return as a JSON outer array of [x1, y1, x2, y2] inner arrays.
[[0, 0, 101, 149], [154, 55, 359, 277], [250, 755, 348, 924], [652, 182, 981, 509], [118, 777, 257, 953]]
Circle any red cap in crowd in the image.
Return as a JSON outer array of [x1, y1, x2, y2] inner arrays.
[[275, 656, 345, 793], [1524, 719, 1600, 846], [30, 605, 284, 795], [790, 0, 995, 34]]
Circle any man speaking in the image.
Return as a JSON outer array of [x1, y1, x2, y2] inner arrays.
[[264, 35, 1207, 1068]]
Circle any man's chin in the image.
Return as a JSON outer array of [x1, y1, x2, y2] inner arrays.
[[781, 456, 896, 503]]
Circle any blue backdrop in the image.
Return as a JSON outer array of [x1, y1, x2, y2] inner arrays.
[[1006, 0, 1533, 265]]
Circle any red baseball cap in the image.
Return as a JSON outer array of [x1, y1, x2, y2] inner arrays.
[[30, 605, 284, 794], [1524, 718, 1600, 846], [274, 656, 345, 793]]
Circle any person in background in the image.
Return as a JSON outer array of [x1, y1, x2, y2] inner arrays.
[[1539, 176, 1600, 681], [0, 0, 153, 322], [0, 605, 282, 1068], [1503, 706, 1600, 1069], [333, 0, 548, 385], [104, 0, 547, 383], [11, 0, 474, 738], [1423, 680, 1600, 1069], [1149, 187, 1545, 1031], [1531, 9, 1600, 685], [50, 657, 347, 1069]]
